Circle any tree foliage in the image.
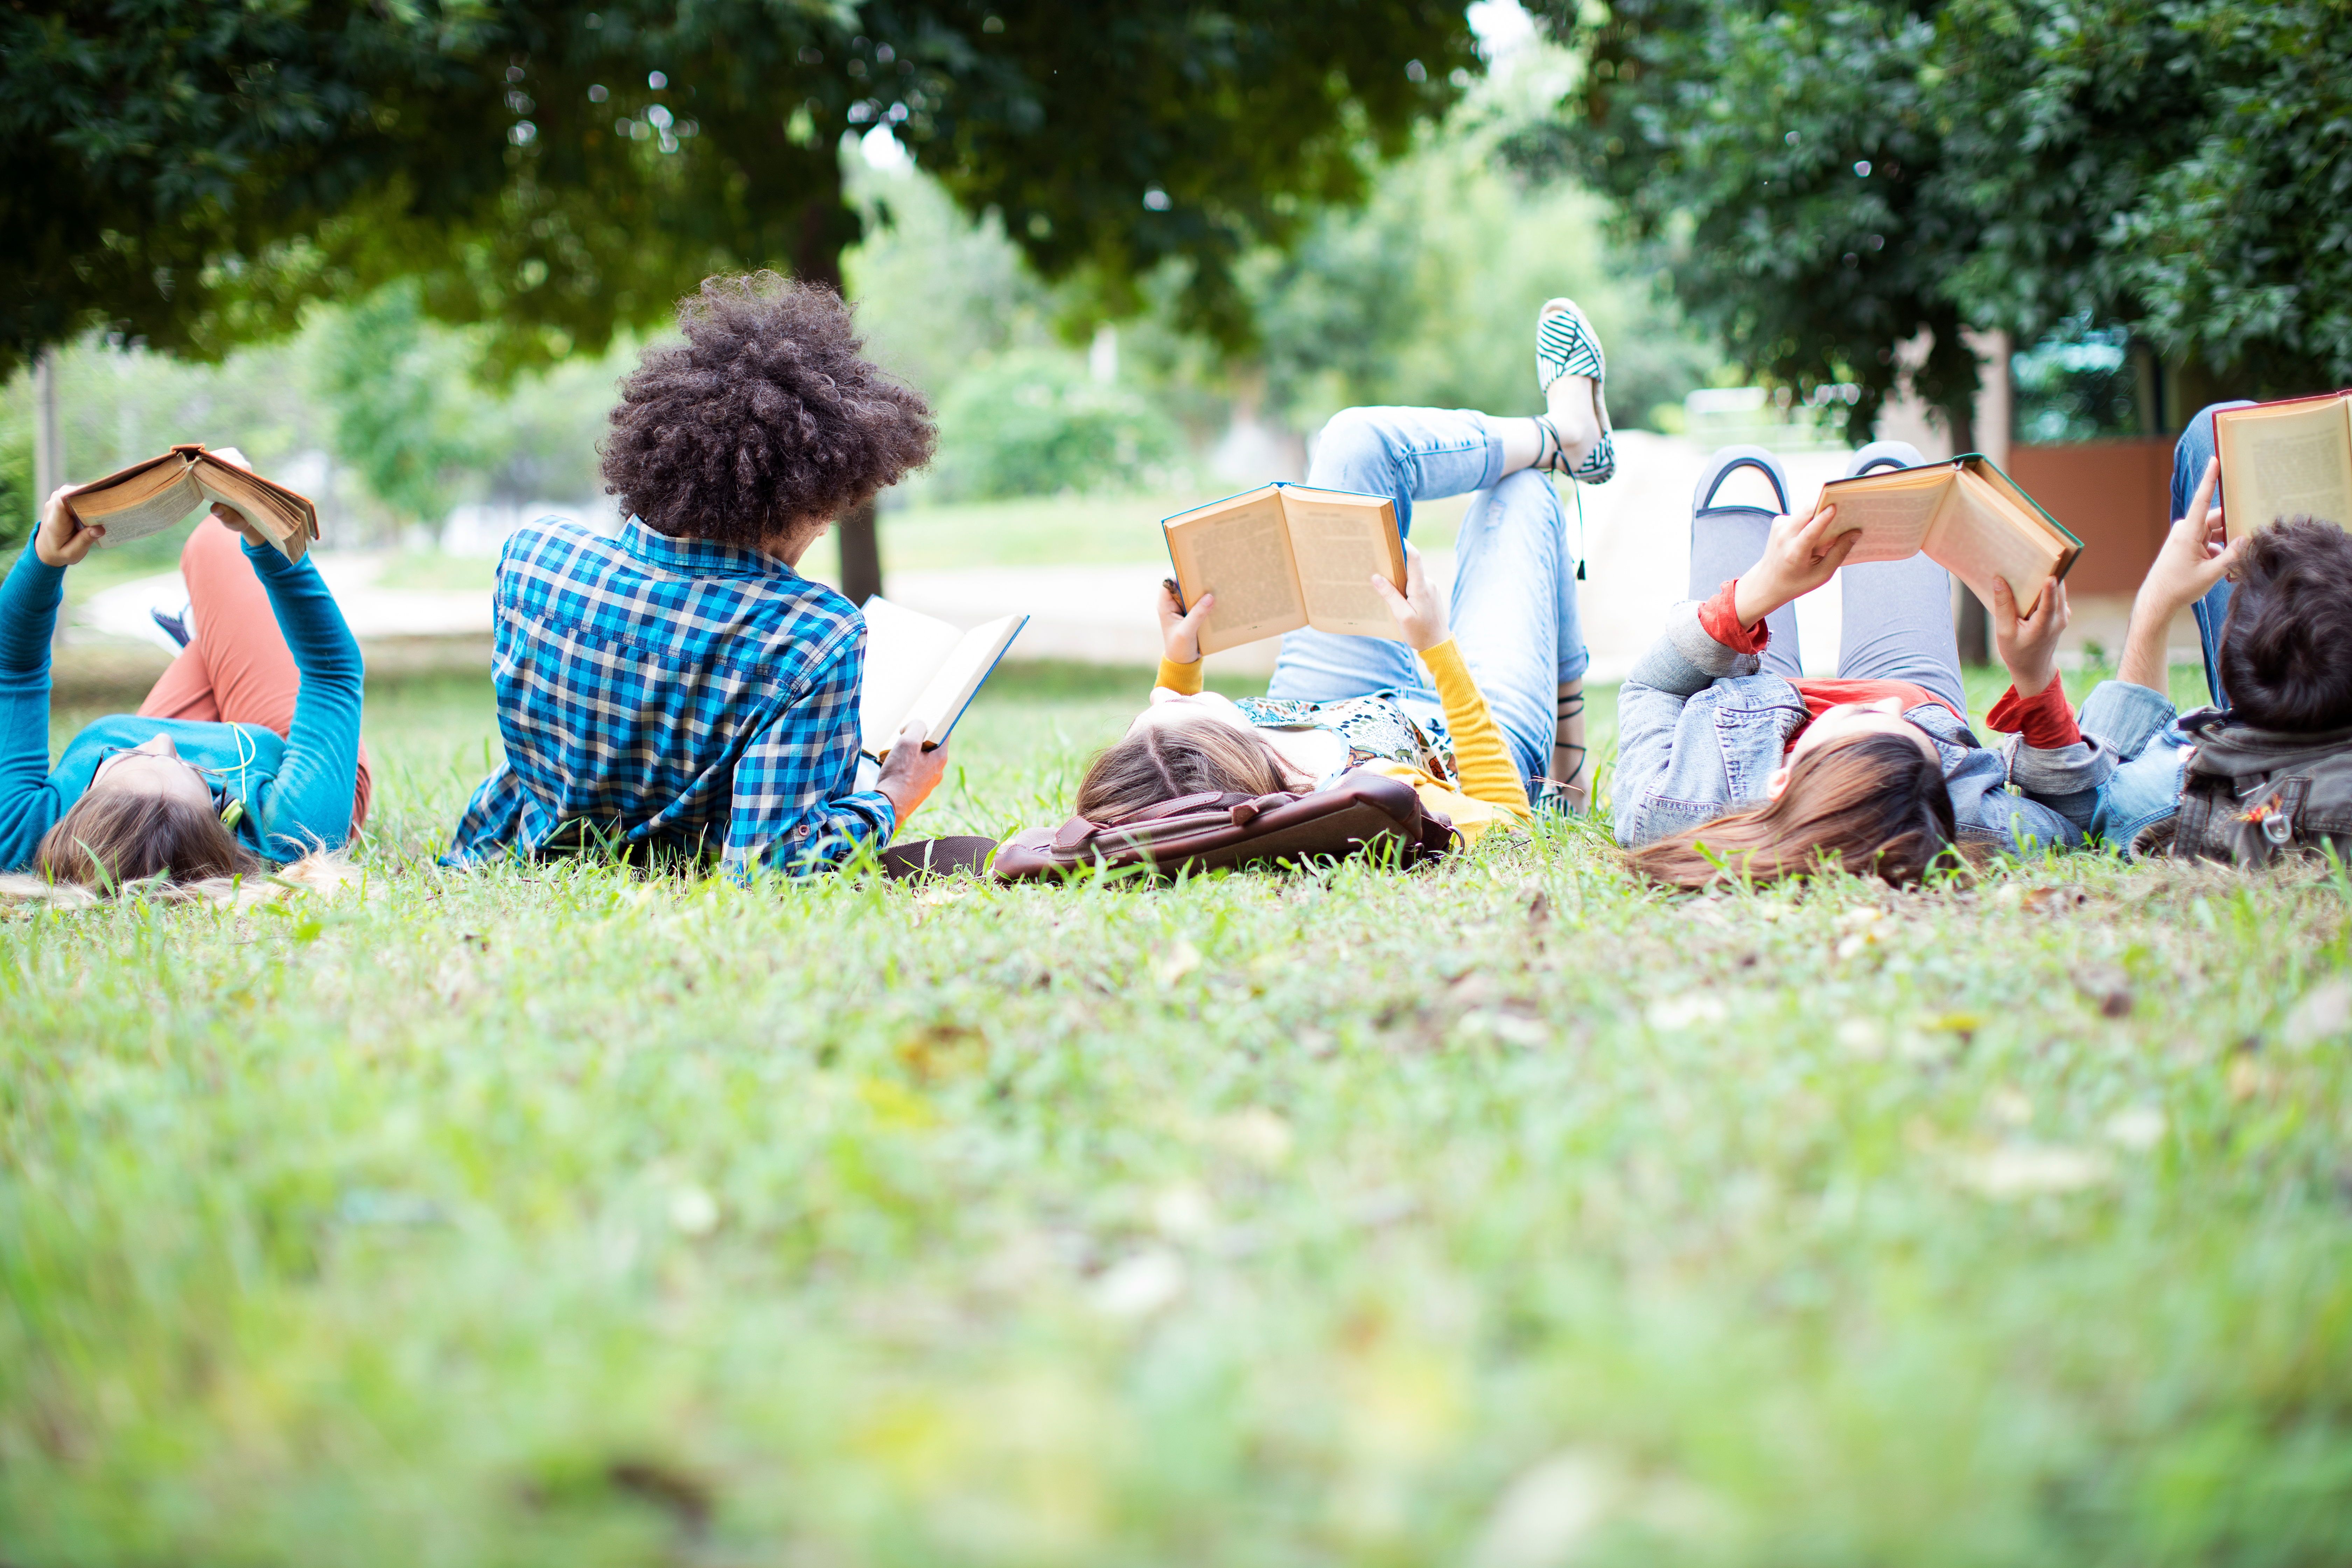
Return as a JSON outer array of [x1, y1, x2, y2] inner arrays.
[[1519, 0, 2352, 440], [2, 0, 1478, 380]]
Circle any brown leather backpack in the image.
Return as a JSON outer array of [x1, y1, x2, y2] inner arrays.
[[878, 769, 1460, 882]]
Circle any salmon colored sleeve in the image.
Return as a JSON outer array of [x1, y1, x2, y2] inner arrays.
[[1155, 657, 1205, 695], [1416, 637, 1531, 818]]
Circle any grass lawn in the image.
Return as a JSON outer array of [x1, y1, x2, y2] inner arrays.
[[6, 660, 2350, 1565]]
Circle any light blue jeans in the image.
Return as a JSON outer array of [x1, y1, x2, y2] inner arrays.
[[2172, 400, 2253, 708], [1266, 407, 1588, 786]]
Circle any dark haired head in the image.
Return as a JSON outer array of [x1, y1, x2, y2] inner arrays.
[[2218, 517, 2352, 732], [36, 791, 265, 892], [1626, 730, 1957, 891], [600, 273, 936, 550]]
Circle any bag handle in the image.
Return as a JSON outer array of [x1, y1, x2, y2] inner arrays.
[[1692, 444, 1790, 516]]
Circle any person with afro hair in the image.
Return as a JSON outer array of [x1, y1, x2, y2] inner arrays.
[[444, 273, 947, 876]]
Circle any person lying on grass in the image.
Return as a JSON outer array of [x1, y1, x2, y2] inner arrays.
[[442, 273, 951, 878], [1080, 288, 1620, 836], [2075, 421, 2352, 855], [0, 485, 365, 894], [1617, 443, 2131, 892]]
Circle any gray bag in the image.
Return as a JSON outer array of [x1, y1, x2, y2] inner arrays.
[[2170, 714, 2352, 867]]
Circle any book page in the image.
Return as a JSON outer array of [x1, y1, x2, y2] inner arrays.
[[858, 596, 969, 754], [1279, 486, 1404, 638], [1934, 472, 2069, 616], [1164, 485, 1306, 655], [1816, 467, 1954, 564], [65, 455, 204, 543], [191, 449, 316, 561], [2215, 397, 2352, 540], [901, 612, 1028, 751]]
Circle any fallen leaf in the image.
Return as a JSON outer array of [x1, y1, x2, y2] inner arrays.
[[2103, 1106, 2167, 1151], [2282, 977, 2352, 1051], [1959, 1144, 2112, 1199], [1153, 939, 1202, 986], [2071, 964, 2134, 1018], [1471, 1449, 1625, 1568], [2022, 884, 2091, 914], [1091, 1248, 1186, 1318], [668, 1184, 720, 1236]]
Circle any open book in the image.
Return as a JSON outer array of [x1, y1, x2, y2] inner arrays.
[[857, 596, 1028, 758], [1164, 483, 1404, 655], [2214, 394, 2352, 540], [59, 444, 318, 563], [1815, 456, 2082, 616]]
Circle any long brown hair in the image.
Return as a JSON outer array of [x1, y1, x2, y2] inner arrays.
[[1076, 715, 1293, 823], [1626, 731, 1956, 891], [36, 792, 265, 893]]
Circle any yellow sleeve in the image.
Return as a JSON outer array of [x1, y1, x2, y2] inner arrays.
[[1155, 657, 1205, 695], [1415, 637, 1531, 818]]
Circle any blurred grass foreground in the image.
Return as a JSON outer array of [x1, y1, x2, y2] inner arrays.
[[7, 656, 2352, 1563]]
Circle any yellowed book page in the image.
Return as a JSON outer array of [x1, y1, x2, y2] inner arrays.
[[2215, 397, 2352, 540], [1929, 472, 2067, 616], [191, 455, 315, 560], [66, 457, 204, 543], [1816, 466, 1954, 564], [1278, 486, 1404, 638], [1166, 486, 1306, 655]]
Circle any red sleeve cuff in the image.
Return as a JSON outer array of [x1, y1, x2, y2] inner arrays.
[[1984, 672, 2081, 749], [1698, 580, 1770, 655]]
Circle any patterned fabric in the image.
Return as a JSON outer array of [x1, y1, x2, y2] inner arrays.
[[1233, 692, 1457, 788], [444, 519, 895, 877]]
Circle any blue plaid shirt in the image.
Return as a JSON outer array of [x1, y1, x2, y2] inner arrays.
[[444, 519, 895, 876]]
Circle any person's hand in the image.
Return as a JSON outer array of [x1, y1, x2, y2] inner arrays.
[[1158, 579, 1214, 664], [209, 502, 267, 549], [876, 719, 951, 823], [1993, 576, 2070, 696], [33, 485, 104, 567], [1369, 541, 1449, 651], [2136, 457, 2239, 619], [1731, 502, 1858, 629]]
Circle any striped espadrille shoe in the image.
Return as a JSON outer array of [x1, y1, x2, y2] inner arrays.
[[1534, 297, 1616, 485]]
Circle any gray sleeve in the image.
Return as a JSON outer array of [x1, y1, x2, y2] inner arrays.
[[1626, 602, 1762, 698]]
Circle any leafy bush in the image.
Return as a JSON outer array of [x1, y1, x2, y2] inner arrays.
[[932, 351, 1179, 500]]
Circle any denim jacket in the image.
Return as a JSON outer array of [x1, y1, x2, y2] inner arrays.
[[2077, 679, 2203, 854], [1612, 603, 2124, 854]]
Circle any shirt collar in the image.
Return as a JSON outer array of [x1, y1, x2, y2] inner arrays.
[[621, 517, 801, 581]]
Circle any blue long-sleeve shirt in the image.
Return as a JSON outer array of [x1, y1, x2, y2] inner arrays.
[[441, 519, 895, 876], [0, 541, 365, 869]]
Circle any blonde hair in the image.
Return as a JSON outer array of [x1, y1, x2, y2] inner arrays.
[[1076, 715, 1292, 823]]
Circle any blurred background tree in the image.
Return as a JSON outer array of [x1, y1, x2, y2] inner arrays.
[[1517, 0, 2352, 444], [3, 0, 1480, 593]]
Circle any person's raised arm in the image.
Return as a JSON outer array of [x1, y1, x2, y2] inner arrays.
[[0, 489, 99, 830], [1154, 580, 1215, 696], [238, 510, 366, 857], [2121, 457, 2238, 695], [1369, 543, 1528, 814], [1729, 501, 1857, 634]]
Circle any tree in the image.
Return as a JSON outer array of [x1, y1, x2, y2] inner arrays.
[[1518, 0, 2352, 430], [4, 0, 1477, 595]]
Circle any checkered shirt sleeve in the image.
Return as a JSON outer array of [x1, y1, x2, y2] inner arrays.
[[728, 625, 897, 876]]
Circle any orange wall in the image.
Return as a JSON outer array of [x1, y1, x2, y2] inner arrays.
[[2009, 440, 2174, 595]]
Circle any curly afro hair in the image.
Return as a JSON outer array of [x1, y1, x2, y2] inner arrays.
[[2218, 516, 2352, 732], [601, 273, 935, 548]]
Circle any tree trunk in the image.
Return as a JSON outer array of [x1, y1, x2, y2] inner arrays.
[[1940, 399, 1992, 666], [789, 149, 885, 604]]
